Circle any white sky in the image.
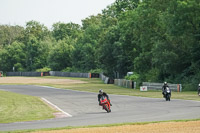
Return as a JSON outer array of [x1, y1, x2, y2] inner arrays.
[[0, 0, 115, 29]]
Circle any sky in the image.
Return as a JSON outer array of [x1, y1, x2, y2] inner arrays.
[[0, 0, 115, 29]]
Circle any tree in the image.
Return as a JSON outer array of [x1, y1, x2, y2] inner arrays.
[[0, 25, 24, 47], [72, 15, 103, 72], [23, 21, 49, 42], [0, 41, 26, 72], [21, 21, 51, 71], [52, 22, 81, 41], [48, 40, 74, 71]]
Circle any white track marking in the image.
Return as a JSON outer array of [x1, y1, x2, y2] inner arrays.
[[36, 85, 98, 94], [41, 97, 72, 117]]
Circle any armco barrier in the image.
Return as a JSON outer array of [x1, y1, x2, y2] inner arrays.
[[100, 73, 109, 84], [142, 82, 182, 92], [114, 79, 136, 89], [6, 71, 89, 78], [91, 73, 99, 78], [6, 72, 41, 77], [99, 73, 114, 84], [21, 72, 41, 76], [49, 71, 89, 78]]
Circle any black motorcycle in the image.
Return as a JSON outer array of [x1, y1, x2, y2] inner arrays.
[[164, 87, 171, 101]]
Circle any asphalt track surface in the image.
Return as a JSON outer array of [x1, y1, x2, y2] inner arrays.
[[0, 85, 200, 131]]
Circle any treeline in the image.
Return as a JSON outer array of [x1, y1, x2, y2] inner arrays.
[[0, 0, 200, 90]]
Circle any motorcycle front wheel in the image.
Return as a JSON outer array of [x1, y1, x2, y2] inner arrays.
[[165, 94, 169, 101], [104, 105, 109, 113]]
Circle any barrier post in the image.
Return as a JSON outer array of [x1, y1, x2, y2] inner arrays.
[[177, 84, 180, 92], [89, 73, 92, 78], [0, 71, 2, 77]]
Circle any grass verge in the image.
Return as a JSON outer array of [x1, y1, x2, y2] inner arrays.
[[0, 90, 57, 123], [2, 119, 200, 133]]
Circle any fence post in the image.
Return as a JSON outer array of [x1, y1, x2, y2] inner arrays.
[[89, 73, 91, 78]]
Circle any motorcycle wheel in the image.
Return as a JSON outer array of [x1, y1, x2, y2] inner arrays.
[[166, 94, 169, 101], [105, 105, 109, 113]]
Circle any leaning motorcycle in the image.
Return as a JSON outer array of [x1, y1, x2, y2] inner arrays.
[[164, 87, 171, 101], [198, 89, 200, 96], [100, 96, 111, 113]]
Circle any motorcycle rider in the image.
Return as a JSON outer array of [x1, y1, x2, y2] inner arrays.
[[98, 89, 112, 106], [162, 82, 169, 97], [198, 84, 200, 95]]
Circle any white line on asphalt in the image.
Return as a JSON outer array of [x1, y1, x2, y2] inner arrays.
[[36, 85, 98, 94], [41, 97, 72, 117]]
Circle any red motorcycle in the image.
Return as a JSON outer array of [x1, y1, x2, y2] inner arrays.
[[100, 96, 111, 113]]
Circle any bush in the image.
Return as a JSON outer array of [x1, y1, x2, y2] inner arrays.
[[61, 67, 79, 72], [89, 69, 103, 73], [182, 83, 197, 91], [145, 68, 160, 82], [125, 73, 140, 81], [36, 67, 51, 72]]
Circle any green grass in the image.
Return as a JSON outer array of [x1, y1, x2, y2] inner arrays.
[[0, 90, 56, 123]]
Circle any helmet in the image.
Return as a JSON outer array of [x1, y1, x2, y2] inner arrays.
[[99, 89, 103, 94], [164, 82, 167, 85]]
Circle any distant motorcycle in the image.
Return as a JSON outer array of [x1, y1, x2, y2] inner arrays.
[[198, 89, 200, 96], [164, 87, 171, 101], [99, 96, 111, 113]]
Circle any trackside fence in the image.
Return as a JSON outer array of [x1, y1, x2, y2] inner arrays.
[[100, 73, 109, 84], [114, 79, 136, 89], [99, 74, 136, 88], [6, 71, 90, 78], [6, 72, 42, 77], [142, 82, 182, 92], [49, 71, 90, 78]]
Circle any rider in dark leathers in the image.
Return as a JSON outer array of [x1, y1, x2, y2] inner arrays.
[[98, 89, 112, 105], [198, 84, 200, 95], [162, 82, 169, 97]]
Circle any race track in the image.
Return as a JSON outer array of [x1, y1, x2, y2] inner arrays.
[[0, 85, 200, 131]]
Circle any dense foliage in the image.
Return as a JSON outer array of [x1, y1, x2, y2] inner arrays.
[[0, 0, 200, 90]]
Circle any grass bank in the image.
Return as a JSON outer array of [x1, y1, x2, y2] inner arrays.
[[0, 90, 56, 123]]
